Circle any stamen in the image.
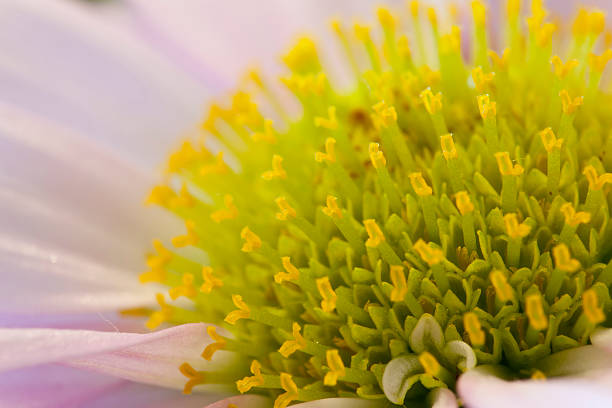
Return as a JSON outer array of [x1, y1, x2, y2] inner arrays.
[[275, 257, 300, 284], [225, 295, 251, 325], [322, 195, 343, 218], [550, 56, 579, 79], [314, 106, 339, 130], [419, 88, 443, 115], [525, 293, 548, 331], [283, 37, 320, 74], [413, 239, 445, 265], [464, 312, 485, 347], [146, 293, 173, 329], [315, 138, 337, 163], [324, 349, 346, 386], [262, 155, 288, 180], [490, 270, 514, 302], [477, 94, 496, 120], [172, 220, 199, 248], [371, 101, 398, 129], [539, 127, 563, 152], [471, 67, 494, 93], [200, 152, 228, 176], [240, 227, 262, 252], [440, 133, 457, 160], [236, 360, 265, 393], [279, 322, 307, 357], [202, 326, 227, 361], [179, 362, 206, 394], [274, 373, 299, 408], [390, 265, 408, 302], [583, 289, 605, 325], [364, 219, 385, 247], [169, 273, 197, 300], [409, 172, 433, 196], [419, 351, 440, 377], [583, 165, 612, 191], [488, 48, 510, 71], [560, 203, 590, 227], [559, 89, 584, 115], [275, 197, 297, 220], [200, 266, 223, 293], [504, 213, 531, 239], [316, 277, 337, 312], [531, 370, 547, 380], [589, 49, 612, 72], [455, 191, 474, 215], [552, 244, 581, 273], [211, 195, 239, 223], [369, 143, 387, 169]]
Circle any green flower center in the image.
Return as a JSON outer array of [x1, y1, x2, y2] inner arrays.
[[137, 1, 612, 406]]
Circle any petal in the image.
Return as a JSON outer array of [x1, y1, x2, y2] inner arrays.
[[536, 345, 612, 377], [0, 364, 226, 408], [457, 367, 612, 408], [429, 388, 458, 408], [202, 395, 270, 408], [291, 398, 388, 408], [0, 323, 226, 389], [0, 0, 208, 167]]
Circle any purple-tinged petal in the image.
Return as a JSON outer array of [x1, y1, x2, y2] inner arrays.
[[0, 323, 227, 389], [291, 398, 388, 407], [457, 367, 612, 408], [0, 364, 226, 408], [0, 0, 208, 168], [202, 395, 270, 408]]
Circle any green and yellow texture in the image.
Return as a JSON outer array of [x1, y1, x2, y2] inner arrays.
[[140, 0, 612, 406]]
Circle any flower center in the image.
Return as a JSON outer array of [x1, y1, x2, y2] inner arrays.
[[138, 1, 612, 406]]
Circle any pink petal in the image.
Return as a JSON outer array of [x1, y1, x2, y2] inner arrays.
[[0, 323, 226, 390], [457, 367, 612, 408], [0, 0, 209, 168], [430, 388, 458, 408], [202, 395, 270, 408], [0, 364, 226, 408], [291, 398, 388, 407]]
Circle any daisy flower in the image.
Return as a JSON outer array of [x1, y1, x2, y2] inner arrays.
[[4, 1, 612, 407]]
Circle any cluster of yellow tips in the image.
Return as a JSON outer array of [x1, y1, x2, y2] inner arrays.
[[141, 1, 612, 406]]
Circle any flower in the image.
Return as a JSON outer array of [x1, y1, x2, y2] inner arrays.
[[5, 0, 612, 407]]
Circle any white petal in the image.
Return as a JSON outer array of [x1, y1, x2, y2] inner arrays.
[[430, 388, 458, 408], [202, 395, 270, 408], [457, 367, 612, 408], [0, 0, 209, 167], [0, 323, 226, 390], [0, 364, 226, 408]]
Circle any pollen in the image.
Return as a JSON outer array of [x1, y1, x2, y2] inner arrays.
[[315, 138, 337, 163], [539, 127, 563, 152], [262, 155, 287, 180], [314, 106, 339, 130], [409, 172, 433, 196], [455, 191, 474, 215], [364, 219, 385, 247], [274, 373, 299, 408], [324, 349, 346, 386], [413, 239, 445, 266], [490, 270, 514, 302], [390, 265, 408, 302], [552, 244, 581, 273], [560, 203, 591, 227], [559, 89, 584, 115], [322, 195, 343, 219], [419, 88, 443, 114], [225, 295, 251, 325], [369, 143, 387, 169], [419, 351, 441, 377], [504, 213, 531, 239], [211, 195, 239, 223], [583, 165, 612, 191], [525, 293, 548, 331], [316, 276, 337, 312], [236, 360, 265, 393], [275, 197, 297, 220], [202, 326, 227, 361], [583, 289, 606, 325], [240, 227, 262, 252], [279, 322, 307, 357], [172, 220, 199, 248], [464, 312, 486, 347], [200, 266, 223, 293], [477, 94, 496, 120], [275, 257, 300, 284], [495, 152, 524, 176], [440, 133, 458, 160]]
